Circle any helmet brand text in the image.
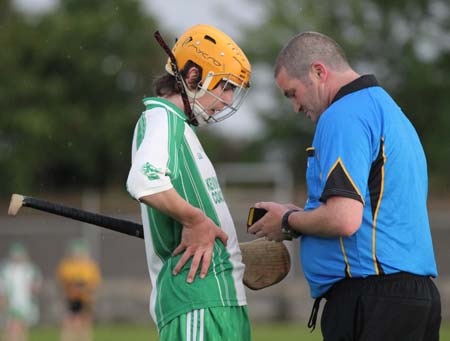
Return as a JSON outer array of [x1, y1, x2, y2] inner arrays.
[[184, 42, 222, 67]]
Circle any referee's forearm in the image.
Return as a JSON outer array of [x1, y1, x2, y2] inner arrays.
[[290, 197, 363, 237]]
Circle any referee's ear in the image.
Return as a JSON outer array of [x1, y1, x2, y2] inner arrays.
[[310, 62, 328, 82]]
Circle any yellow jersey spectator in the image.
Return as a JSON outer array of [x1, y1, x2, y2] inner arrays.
[[57, 239, 101, 341]]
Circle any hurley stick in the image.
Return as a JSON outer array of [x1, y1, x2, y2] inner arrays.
[[8, 193, 290, 290], [8, 194, 144, 239]]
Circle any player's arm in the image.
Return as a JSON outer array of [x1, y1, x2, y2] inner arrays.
[[290, 197, 363, 237], [139, 189, 228, 283], [127, 109, 227, 282], [256, 108, 369, 239], [248, 197, 362, 239]]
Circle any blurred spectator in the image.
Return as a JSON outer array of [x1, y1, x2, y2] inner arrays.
[[57, 239, 101, 341], [0, 243, 42, 341]]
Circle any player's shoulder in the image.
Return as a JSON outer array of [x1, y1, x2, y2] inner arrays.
[[319, 102, 358, 130], [142, 97, 187, 121], [324, 86, 386, 127]]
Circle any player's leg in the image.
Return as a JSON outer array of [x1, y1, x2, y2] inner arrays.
[[5, 319, 27, 341], [422, 280, 441, 341], [320, 288, 359, 340], [160, 306, 251, 341], [355, 274, 440, 341], [321, 273, 441, 341], [61, 299, 84, 341], [4, 308, 29, 341]]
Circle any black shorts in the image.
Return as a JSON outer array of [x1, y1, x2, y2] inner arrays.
[[320, 272, 441, 341], [67, 299, 90, 314]]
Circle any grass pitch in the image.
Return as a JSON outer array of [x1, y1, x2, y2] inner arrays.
[[28, 322, 450, 340]]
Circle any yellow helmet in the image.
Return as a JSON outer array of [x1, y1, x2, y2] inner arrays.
[[164, 24, 251, 125], [166, 24, 251, 90]]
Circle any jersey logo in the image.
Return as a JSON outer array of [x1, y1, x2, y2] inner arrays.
[[141, 162, 171, 180]]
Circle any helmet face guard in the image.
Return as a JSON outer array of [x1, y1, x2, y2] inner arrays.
[[165, 24, 251, 126], [185, 72, 250, 126]]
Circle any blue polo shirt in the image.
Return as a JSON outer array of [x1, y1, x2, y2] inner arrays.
[[301, 75, 438, 298]]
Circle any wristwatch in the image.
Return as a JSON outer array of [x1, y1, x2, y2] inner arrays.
[[281, 209, 302, 240]]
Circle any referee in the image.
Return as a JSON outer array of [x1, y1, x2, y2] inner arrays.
[[249, 31, 441, 340]]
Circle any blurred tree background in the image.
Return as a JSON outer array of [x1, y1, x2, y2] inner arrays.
[[0, 0, 449, 197], [0, 0, 164, 196]]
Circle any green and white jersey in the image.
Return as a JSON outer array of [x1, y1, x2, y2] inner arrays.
[[126, 97, 246, 331], [0, 261, 42, 325]]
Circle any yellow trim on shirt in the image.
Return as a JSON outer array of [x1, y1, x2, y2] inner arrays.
[[339, 237, 352, 277], [327, 157, 365, 205], [372, 138, 386, 275]]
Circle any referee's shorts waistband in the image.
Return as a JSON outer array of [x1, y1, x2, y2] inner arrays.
[[324, 272, 434, 299]]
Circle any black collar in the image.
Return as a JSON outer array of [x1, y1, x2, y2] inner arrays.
[[331, 74, 379, 104]]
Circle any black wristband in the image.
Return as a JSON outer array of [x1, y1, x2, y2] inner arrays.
[[281, 209, 302, 239]]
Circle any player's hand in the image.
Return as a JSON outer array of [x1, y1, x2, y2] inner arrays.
[[172, 215, 228, 283], [248, 202, 302, 241]]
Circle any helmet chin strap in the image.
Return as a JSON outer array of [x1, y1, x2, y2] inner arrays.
[[154, 31, 199, 126]]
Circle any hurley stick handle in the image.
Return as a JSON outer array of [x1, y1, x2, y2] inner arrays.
[[8, 194, 144, 239]]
